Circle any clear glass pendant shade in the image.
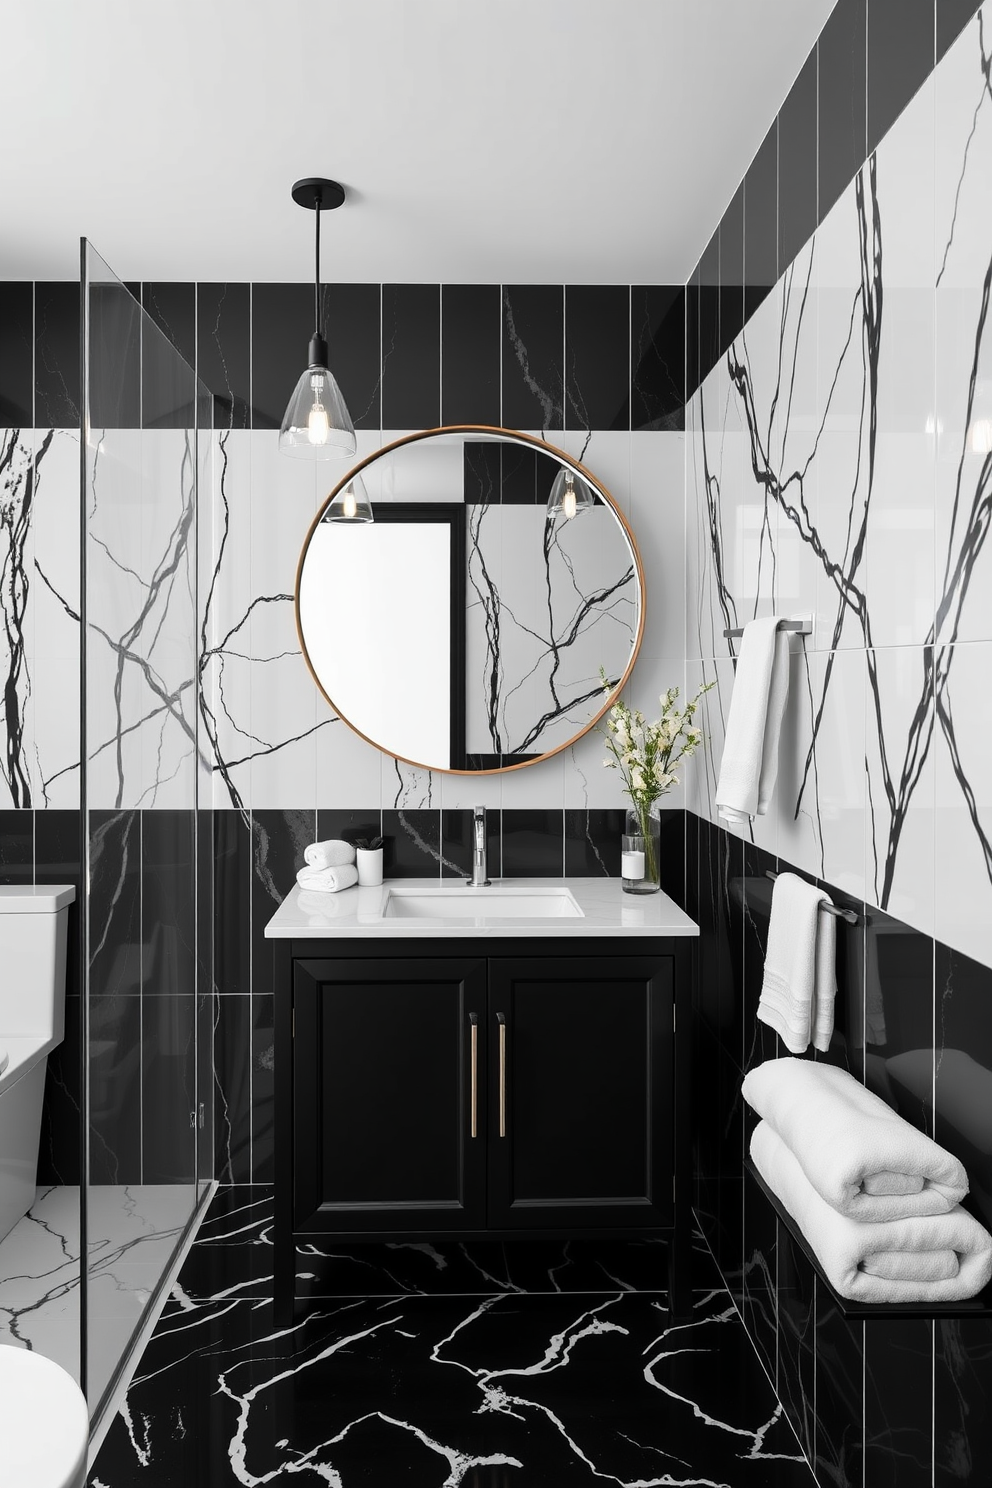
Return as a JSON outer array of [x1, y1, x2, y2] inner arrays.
[[546, 467, 596, 522], [323, 471, 373, 523], [279, 364, 356, 460]]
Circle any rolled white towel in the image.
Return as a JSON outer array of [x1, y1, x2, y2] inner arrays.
[[742, 1057, 968, 1220], [304, 839, 356, 870], [751, 1120, 992, 1304], [296, 864, 358, 893]]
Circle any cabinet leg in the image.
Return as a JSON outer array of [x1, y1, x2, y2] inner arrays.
[[667, 1222, 692, 1321]]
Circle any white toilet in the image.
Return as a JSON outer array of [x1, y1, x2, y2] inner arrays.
[[0, 1346, 89, 1488], [0, 884, 75, 1245]]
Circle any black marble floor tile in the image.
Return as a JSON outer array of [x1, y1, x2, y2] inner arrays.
[[92, 1206, 816, 1487]]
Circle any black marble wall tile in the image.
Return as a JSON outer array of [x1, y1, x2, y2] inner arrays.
[[937, 0, 981, 62], [742, 1160, 778, 1389], [934, 1318, 992, 1483], [658, 809, 685, 905], [197, 988, 215, 1182], [381, 284, 440, 429], [142, 283, 196, 369], [251, 992, 275, 1182], [865, 905, 935, 1135], [867, 0, 935, 156], [35, 811, 83, 996], [463, 438, 501, 504], [440, 807, 502, 881], [686, 269, 700, 400], [698, 230, 720, 385], [501, 808, 564, 877], [697, 819, 740, 1059], [502, 285, 564, 429], [142, 810, 196, 997], [86, 278, 140, 431], [777, 1229, 817, 1462], [864, 1319, 934, 1487], [565, 285, 630, 431], [315, 808, 382, 848], [779, 49, 818, 271], [712, 1026, 747, 1294], [741, 842, 778, 1074], [88, 990, 141, 1184], [824, 884, 867, 1078], [564, 807, 625, 877], [250, 283, 312, 430], [212, 993, 253, 1183], [35, 281, 80, 428], [320, 283, 382, 430], [38, 992, 82, 1185], [441, 284, 500, 426], [251, 809, 315, 1001], [213, 810, 251, 995], [197, 283, 251, 430], [89, 809, 141, 997], [142, 994, 196, 1183], [0, 282, 33, 424], [744, 124, 778, 324], [381, 808, 442, 877], [684, 809, 699, 924], [932, 943, 992, 1230], [0, 808, 32, 884], [719, 185, 745, 357], [814, 1294, 865, 1488], [143, 298, 197, 431], [819, 0, 869, 221], [630, 285, 684, 431]]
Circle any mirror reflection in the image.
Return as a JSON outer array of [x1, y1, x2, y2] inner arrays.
[[296, 427, 643, 774]]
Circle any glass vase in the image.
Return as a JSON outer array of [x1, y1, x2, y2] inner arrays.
[[622, 805, 661, 895]]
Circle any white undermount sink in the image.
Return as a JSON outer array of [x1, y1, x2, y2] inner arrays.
[[381, 886, 584, 920]]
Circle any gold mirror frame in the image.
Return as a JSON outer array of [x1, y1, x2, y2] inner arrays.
[[295, 425, 646, 776]]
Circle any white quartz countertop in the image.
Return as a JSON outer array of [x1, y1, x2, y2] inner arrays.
[[264, 877, 699, 940]]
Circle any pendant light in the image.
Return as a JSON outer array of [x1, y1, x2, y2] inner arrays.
[[323, 472, 373, 524], [546, 466, 595, 522], [279, 177, 357, 461]]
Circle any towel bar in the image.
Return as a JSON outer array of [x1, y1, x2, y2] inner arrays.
[[765, 870, 859, 925], [723, 617, 812, 640]]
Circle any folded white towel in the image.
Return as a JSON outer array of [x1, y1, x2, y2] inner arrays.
[[304, 838, 356, 870], [715, 616, 790, 823], [742, 1056, 968, 1220], [296, 864, 359, 893], [751, 1121, 992, 1303], [757, 872, 837, 1054]]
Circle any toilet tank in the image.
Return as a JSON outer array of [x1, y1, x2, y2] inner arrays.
[[0, 886, 76, 1039]]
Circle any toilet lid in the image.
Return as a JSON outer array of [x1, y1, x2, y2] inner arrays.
[[0, 1346, 89, 1488], [0, 1047, 7, 1076]]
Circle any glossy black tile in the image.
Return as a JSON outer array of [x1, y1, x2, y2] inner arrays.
[[865, 904, 935, 1135], [741, 841, 778, 1073], [867, 0, 935, 156], [779, 48, 818, 271], [744, 123, 778, 324], [320, 282, 382, 430], [937, 0, 981, 61], [141, 282, 196, 368], [501, 808, 564, 877], [777, 1226, 817, 1462], [381, 807, 442, 877], [35, 281, 80, 428], [684, 809, 700, 923], [814, 1291, 865, 1488], [35, 811, 83, 993], [698, 228, 720, 384], [441, 284, 500, 426], [863, 1318, 934, 1487], [742, 1157, 778, 1390], [38, 993, 82, 1185], [315, 807, 382, 847], [143, 304, 197, 431], [86, 277, 140, 431], [630, 284, 684, 431], [142, 994, 196, 1183], [818, 0, 869, 221], [440, 807, 502, 881], [382, 283, 440, 429], [502, 285, 564, 429], [251, 992, 275, 1182], [251, 808, 315, 996], [697, 819, 740, 1060], [0, 282, 33, 423], [250, 282, 312, 430], [719, 184, 745, 356], [89, 810, 141, 997], [658, 808, 686, 904], [142, 809, 195, 997], [213, 810, 251, 995], [686, 269, 700, 398], [212, 993, 253, 1183], [932, 943, 992, 1230], [88, 991, 141, 1184], [565, 284, 630, 431], [824, 882, 867, 1077], [0, 808, 31, 884], [563, 807, 625, 877], [934, 1317, 992, 1483], [196, 282, 250, 429]]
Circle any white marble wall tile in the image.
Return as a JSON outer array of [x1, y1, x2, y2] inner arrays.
[[934, 640, 992, 969], [200, 430, 252, 812], [381, 755, 437, 811], [865, 645, 935, 933], [685, 392, 706, 662], [0, 429, 36, 810], [29, 428, 80, 808], [774, 240, 822, 647]]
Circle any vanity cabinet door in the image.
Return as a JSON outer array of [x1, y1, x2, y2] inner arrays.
[[486, 956, 673, 1229], [293, 957, 487, 1233]]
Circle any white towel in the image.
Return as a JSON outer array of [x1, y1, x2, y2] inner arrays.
[[715, 616, 791, 823], [742, 1056, 968, 1220], [304, 838, 356, 870], [296, 864, 359, 893], [757, 872, 837, 1054], [751, 1120, 992, 1303]]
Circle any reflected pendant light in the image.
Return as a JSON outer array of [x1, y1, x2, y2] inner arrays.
[[279, 177, 357, 460], [546, 466, 595, 522], [323, 472, 373, 524]]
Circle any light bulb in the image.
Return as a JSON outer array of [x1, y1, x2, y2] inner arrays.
[[562, 475, 577, 520], [342, 488, 357, 519], [308, 400, 329, 446]]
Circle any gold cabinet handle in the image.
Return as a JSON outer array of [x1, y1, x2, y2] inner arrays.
[[497, 1012, 506, 1137], [469, 1013, 478, 1139]]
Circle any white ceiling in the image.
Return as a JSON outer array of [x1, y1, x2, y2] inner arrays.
[[1, 0, 834, 285]]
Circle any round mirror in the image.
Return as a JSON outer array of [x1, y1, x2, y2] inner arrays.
[[296, 426, 644, 775]]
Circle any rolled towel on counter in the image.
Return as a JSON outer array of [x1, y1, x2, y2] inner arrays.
[[751, 1120, 992, 1304], [757, 871, 837, 1054], [715, 616, 791, 824], [296, 864, 358, 893], [742, 1056, 968, 1220], [304, 839, 356, 870]]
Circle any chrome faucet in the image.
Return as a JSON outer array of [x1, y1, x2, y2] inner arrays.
[[467, 805, 491, 887]]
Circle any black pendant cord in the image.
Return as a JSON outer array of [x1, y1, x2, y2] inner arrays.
[[314, 192, 322, 338]]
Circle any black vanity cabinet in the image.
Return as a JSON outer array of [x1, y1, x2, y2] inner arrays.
[[274, 936, 692, 1323]]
